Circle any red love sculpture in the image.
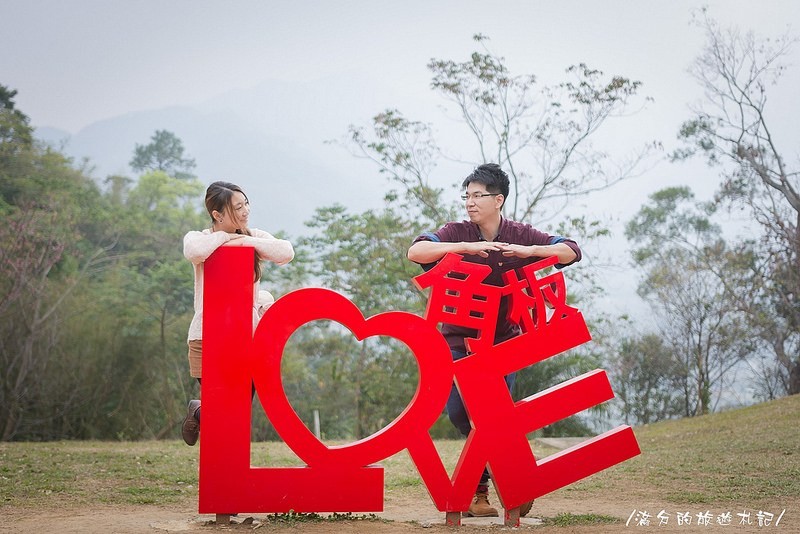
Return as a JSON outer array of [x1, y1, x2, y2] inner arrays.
[[198, 247, 640, 521]]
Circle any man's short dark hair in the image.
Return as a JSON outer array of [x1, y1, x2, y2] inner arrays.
[[462, 163, 510, 203]]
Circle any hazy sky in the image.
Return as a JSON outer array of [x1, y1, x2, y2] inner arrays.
[[5, 0, 797, 133], [3, 0, 800, 325]]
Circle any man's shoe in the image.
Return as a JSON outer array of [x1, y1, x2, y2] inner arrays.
[[520, 499, 534, 517], [181, 400, 201, 446], [465, 489, 499, 517]]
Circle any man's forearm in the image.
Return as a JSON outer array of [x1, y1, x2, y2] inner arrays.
[[529, 243, 577, 264], [408, 241, 466, 264]]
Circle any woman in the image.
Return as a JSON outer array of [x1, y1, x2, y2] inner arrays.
[[181, 181, 294, 446]]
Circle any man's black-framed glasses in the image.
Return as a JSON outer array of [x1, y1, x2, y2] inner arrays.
[[461, 192, 500, 201]]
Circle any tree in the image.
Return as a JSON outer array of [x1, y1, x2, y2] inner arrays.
[[0, 85, 35, 213], [0, 89, 117, 440], [0, 90, 208, 439], [297, 204, 428, 317], [130, 130, 196, 179], [0, 85, 33, 155], [331, 35, 653, 435], [512, 347, 601, 436], [270, 202, 429, 439], [609, 332, 684, 425], [674, 9, 800, 394], [626, 187, 754, 415], [340, 110, 455, 226], [429, 35, 656, 224], [279, 320, 421, 441], [340, 34, 655, 230], [0, 146, 112, 440], [89, 171, 204, 439]]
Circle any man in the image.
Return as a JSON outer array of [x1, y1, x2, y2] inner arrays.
[[407, 163, 581, 517]]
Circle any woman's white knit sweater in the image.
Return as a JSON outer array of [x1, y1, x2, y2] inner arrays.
[[183, 228, 294, 341]]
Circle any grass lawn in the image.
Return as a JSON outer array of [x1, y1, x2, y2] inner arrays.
[[1, 394, 798, 527]]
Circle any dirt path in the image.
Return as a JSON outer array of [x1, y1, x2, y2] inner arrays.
[[4, 490, 797, 533]]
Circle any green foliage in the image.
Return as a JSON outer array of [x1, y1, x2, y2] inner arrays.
[[611, 333, 685, 425], [515, 349, 600, 437], [130, 129, 196, 180], [625, 187, 755, 417], [299, 203, 427, 316], [0, 84, 33, 163], [0, 107, 206, 439], [0, 124, 115, 439], [270, 201, 429, 440], [625, 186, 717, 264]]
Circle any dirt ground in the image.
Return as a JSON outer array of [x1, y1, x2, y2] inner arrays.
[[3, 488, 797, 534]]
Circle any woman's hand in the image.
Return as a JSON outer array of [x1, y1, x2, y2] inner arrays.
[[222, 233, 247, 246]]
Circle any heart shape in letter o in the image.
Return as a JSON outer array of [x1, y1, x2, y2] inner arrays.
[[251, 287, 453, 469]]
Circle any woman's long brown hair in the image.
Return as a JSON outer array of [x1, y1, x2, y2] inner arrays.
[[204, 181, 261, 282]]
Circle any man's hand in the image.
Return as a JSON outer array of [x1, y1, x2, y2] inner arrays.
[[499, 243, 578, 264], [465, 241, 507, 258], [498, 243, 535, 258]]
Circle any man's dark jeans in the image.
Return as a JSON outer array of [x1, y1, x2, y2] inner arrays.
[[445, 350, 516, 486]]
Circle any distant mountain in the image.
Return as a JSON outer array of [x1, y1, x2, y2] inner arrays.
[[32, 73, 419, 238]]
